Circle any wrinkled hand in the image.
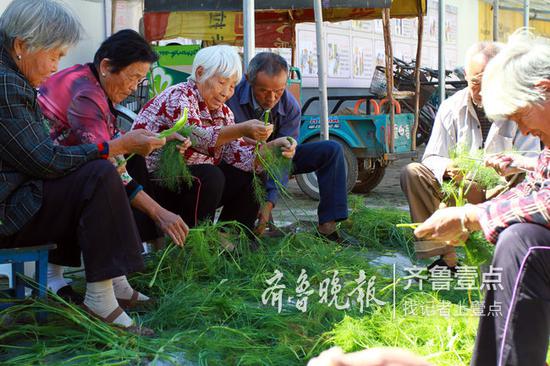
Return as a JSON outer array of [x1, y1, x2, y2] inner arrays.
[[255, 202, 274, 235], [242, 119, 274, 142], [242, 136, 257, 146], [265, 137, 297, 159], [484, 153, 535, 176], [118, 129, 166, 156], [444, 161, 463, 182], [307, 346, 433, 366], [166, 132, 192, 156], [154, 208, 189, 247], [177, 138, 192, 157], [414, 205, 479, 243]]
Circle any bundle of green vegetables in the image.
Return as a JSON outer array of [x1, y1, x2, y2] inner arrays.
[[154, 108, 195, 192]]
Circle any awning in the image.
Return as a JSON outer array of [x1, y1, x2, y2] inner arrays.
[[145, 0, 392, 12], [143, 0, 427, 46]]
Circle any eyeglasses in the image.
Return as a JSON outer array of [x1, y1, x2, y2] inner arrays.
[[117, 68, 147, 86]]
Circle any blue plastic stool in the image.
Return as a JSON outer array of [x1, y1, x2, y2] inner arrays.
[[0, 244, 56, 322]]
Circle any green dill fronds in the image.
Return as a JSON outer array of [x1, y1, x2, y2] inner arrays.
[[450, 147, 503, 190], [155, 140, 193, 191]]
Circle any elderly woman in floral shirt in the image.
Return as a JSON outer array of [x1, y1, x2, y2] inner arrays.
[[133, 45, 296, 231]]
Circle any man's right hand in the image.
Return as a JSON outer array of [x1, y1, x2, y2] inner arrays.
[[109, 129, 166, 157], [241, 119, 274, 142], [444, 161, 463, 181]]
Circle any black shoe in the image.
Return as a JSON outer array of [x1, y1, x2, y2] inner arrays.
[[56, 285, 84, 305], [427, 258, 458, 275], [318, 230, 360, 246]]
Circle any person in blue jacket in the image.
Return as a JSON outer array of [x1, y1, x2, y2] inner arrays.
[[226, 52, 348, 240]]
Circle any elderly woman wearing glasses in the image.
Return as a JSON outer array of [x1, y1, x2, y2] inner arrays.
[[133, 45, 296, 231], [0, 0, 166, 334], [38, 29, 190, 308], [415, 31, 550, 366]]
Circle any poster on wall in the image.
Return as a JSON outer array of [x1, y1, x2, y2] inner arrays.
[[352, 20, 374, 33], [374, 40, 386, 67], [327, 33, 351, 80], [295, 1, 459, 88], [296, 30, 318, 77], [394, 42, 413, 63], [426, 1, 438, 42], [112, 0, 143, 33], [445, 5, 458, 44], [352, 37, 375, 80]]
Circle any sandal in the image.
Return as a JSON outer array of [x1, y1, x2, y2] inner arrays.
[[80, 303, 155, 336], [116, 289, 155, 311]]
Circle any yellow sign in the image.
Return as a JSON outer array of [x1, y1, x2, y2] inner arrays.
[[478, 1, 550, 41]]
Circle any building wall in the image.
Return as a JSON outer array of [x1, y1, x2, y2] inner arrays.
[[299, 0, 480, 112], [0, 0, 107, 69], [448, 0, 479, 66]]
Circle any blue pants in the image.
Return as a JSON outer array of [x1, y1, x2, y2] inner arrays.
[[292, 140, 348, 224]]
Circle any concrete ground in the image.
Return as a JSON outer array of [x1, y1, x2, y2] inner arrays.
[[272, 147, 423, 224]]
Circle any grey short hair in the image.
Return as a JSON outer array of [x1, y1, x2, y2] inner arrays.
[[464, 41, 504, 76], [481, 29, 550, 121], [188, 45, 242, 84], [0, 0, 82, 52], [248, 52, 289, 84]]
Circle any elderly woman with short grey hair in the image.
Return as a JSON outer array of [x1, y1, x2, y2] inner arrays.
[[133, 45, 296, 230], [414, 30, 550, 365], [0, 0, 166, 335]]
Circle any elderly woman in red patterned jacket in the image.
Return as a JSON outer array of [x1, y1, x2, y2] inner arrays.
[[415, 31, 550, 366], [133, 45, 296, 231]]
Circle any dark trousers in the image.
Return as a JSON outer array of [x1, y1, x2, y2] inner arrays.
[[471, 223, 550, 366], [149, 162, 259, 230], [217, 162, 260, 230], [0, 160, 144, 283], [292, 141, 348, 224], [151, 164, 225, 227]]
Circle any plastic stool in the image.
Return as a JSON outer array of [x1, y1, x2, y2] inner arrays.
[[0, 244, 56, 322]]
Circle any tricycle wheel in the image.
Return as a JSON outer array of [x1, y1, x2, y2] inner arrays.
[[352, 160, 386, 194], [295, 136, 358, 201]]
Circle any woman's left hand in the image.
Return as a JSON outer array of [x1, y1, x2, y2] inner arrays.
[[177, 139, 192, 156], [167, 132, 192, 156], [414, 205, 481, 243]]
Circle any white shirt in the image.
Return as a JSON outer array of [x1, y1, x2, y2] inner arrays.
[[422, 88, 540, 183]]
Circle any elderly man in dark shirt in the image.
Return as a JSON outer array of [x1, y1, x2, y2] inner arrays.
[[226, 52, 348, 240]]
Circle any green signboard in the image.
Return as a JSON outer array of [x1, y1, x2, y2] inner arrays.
[[149, 45, 201, 97]]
